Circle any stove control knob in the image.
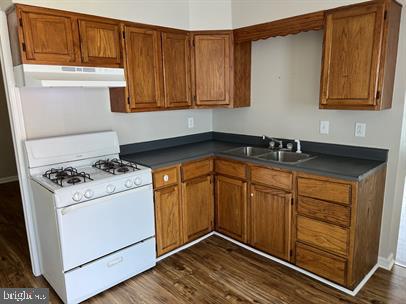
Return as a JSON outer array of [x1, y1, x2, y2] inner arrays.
[[106, 184, 116, 194], [125, 179, 133, 188], [72, 192, 83, 202], [84, 189, 94, 199], [134, 177, 142, 186]]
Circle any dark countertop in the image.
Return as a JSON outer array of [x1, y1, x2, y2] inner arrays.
[[122, 140, 386, 181]]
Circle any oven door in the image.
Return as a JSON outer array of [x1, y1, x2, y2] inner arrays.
[[56, 184, 155, 271]]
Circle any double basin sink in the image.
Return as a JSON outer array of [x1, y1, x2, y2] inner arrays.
[[223, 146, 315, 164]]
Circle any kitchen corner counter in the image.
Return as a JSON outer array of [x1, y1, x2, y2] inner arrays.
[[121, 138, 386, 181]]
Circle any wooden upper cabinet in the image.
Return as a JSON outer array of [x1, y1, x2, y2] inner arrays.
[[162, 32, 191, 108], [78, 19, 122, 67], [123, 26, 164, 110], [249, 184, 292, 260], [320, 0, 401, 110], [17, 6, 80, 65], [193, 33, 231, 107]]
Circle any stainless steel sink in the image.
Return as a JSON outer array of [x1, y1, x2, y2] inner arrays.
[[257, 150, 313, 163], [224, 146, 271, 157], [223, 146, 315, 164]]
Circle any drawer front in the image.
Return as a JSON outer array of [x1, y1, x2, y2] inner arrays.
[[65, 238, 156, 303], [182, 158, 213, 181], [297, 196, 351, 227], [296, 242, 347, 286], [215, 159, 247, 180], [153, 166, 178, 188], [250, 166, 292, 191], [297, 216, 349, 256], [297, 177, 351, 204]]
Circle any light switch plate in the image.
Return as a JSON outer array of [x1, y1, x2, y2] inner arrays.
[[355, 122, 366, 137], [320, 120, 329, 134], [188, 117, 194, 129]]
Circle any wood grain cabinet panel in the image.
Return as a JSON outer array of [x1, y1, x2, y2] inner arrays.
[[154, 185, 182, 256], [215, 159, 247, 180], [19, 8, 79, 64], [78, 19, 122, 67], [123, 26, 163, 110], [162, 32, 191, 108], [296, 242, 347, 285], [182, 175, 213, 242], [193, 34, 231, 106], [249, 184, 292, 260], [297, 177, 351, 205], [297, 215, 349, 256], [250, 166, 292, 191], [182, 158, 213, 181], [297, 196, 351, 227], [215, 175, 247, 242], [320, 0, 401, 110], [153, 166, 178, 189]]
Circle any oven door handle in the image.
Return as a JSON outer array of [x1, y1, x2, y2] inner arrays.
[[60, 184, 152, 215]]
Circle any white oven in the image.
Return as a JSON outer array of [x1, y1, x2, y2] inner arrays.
[[57, 184, 155, 271]]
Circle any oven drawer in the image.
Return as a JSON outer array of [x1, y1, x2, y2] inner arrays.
[[57, 185, 155, 271], [65, 238, 156, 304]]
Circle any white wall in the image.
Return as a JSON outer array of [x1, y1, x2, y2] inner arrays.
[[8, 0, 213, 144], [213, 0, 406, 260], [189, 0, 232, 30]]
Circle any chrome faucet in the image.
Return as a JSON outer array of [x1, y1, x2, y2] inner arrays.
[[262, 135, 283, 149]]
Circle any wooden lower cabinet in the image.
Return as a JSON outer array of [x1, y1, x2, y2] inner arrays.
[[154, 185, 182, 256], [182, 175, 214, 243], [249, 184, 292, 260], [215, 175, 248, 242]]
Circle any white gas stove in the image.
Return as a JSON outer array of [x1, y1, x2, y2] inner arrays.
[[25, 131, 156, 304]]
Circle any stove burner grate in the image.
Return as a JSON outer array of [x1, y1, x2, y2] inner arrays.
[[93, 158, 139, 175], [43, 167, 93, 187]]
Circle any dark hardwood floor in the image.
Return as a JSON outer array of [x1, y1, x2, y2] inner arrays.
[[1, 181, 406, 303]]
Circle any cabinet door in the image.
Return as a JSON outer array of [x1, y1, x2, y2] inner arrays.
[[193, 34, 231, 106], [320, 4, 385, 108], [78, 19, 122, 67], [154, 185, 182, 256], [124, 26, 163, 110], [20, 10, 79, 64], [162, 32, 191, 108], [182, 175, 213, 242], [250, 184, 292, 260], [215, 175, 247, 242]]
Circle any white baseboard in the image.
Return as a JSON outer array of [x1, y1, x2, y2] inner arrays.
[[156, 232, 214, 262], [378, 253, 395, 270], [157, 231, 379, 296], [0, 175, 18, 184]]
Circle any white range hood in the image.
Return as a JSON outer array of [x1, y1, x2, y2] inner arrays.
[[14, 64, 126, 88]]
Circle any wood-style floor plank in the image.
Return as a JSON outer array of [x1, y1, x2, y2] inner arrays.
[[1, 181, 406, 303]]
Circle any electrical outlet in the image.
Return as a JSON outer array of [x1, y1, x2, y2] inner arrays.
[[320, 121, 329, 135], [188, 117, 194, 129], [355, 122, 366, 137]]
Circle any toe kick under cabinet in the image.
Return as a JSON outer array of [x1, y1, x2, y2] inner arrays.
[[152, 156, 386, 289]]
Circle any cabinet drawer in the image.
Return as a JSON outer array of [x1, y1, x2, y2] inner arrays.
[[182, 158, 213, 181], [250, 166, 292, 191], [153, 166, 178, 189], [296, 242, 347, 286], [297, 216, 349, 256], [215, 159, 247, 179], [297, 196, 351, 227], [297, 177, 351, 204]]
